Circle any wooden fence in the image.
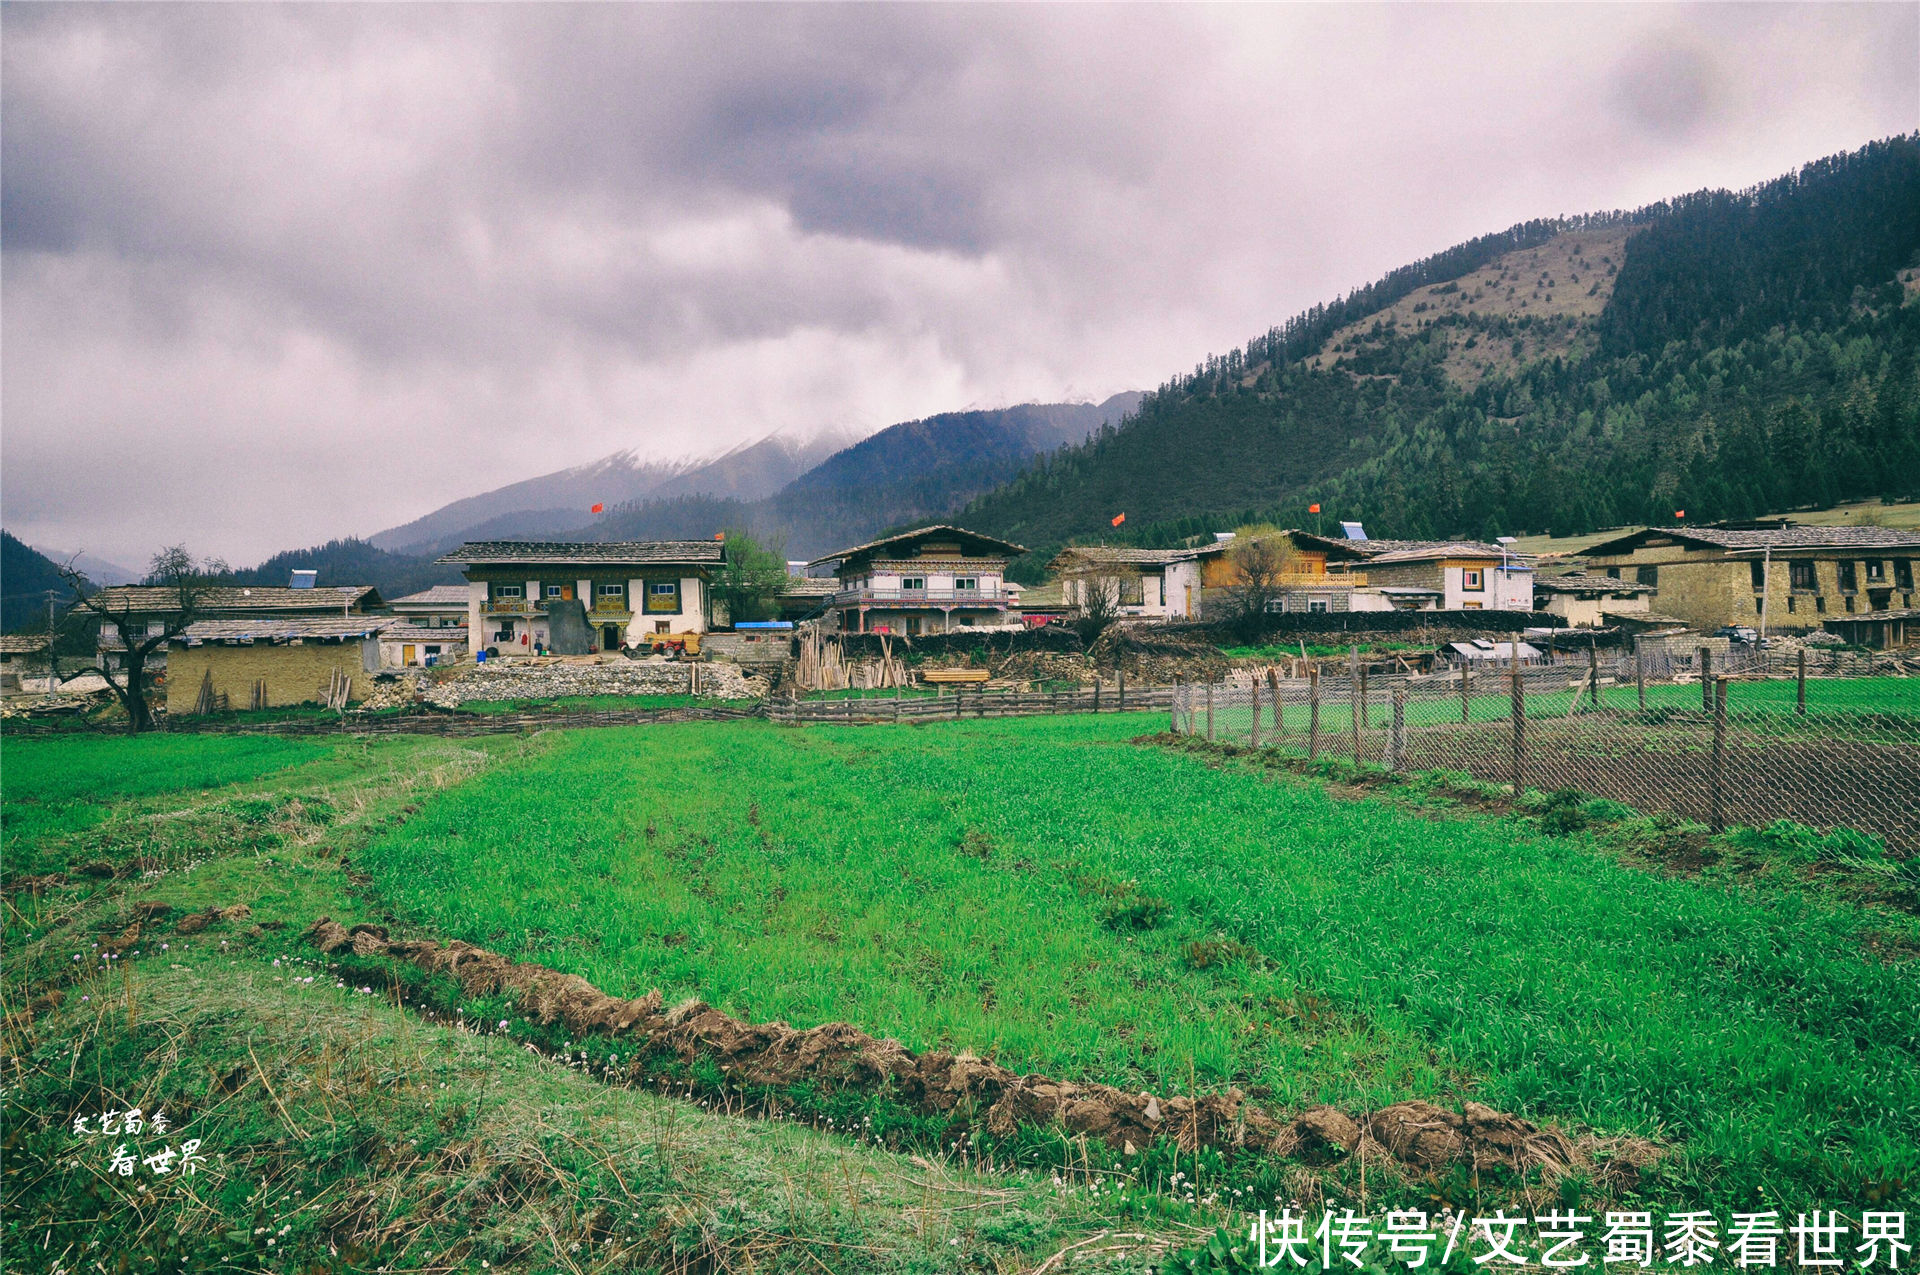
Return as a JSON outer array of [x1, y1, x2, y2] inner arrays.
[[766, 684, 1176, 725]]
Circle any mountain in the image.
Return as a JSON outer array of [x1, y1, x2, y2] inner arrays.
[[368, 429, 855, 558], [29, 545, 142, 586], [2, 530, 89, 632], [229, 538, 465, 601], [590, 394, 1142, 557], [958, 136, 1920, 576]]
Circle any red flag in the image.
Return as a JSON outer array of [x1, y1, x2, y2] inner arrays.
[[1111, 513, 1126, 527], [590, 502, 604, 514], [714, 532, 725, 540], [1308, 503, 1322, 514], [1674, 510, 1686, 519]]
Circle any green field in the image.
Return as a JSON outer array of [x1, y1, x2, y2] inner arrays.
[[5, 710, 1918, 1271]]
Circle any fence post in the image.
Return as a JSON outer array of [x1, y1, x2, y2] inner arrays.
[[1350, 667, 1363, 762], [1359, 664, 1370, 729], [1268, 667, 1284, 736], [1205, 681, 1215, 741], [1796, 648, 1807, 716], [1093, 679, 1102, 714], [1710, 676, 1728, 832], [1587, 645, 1600, 713], [1118, 665, 1126, 711], [1699, 646, 1713, 711], [1461, 662, 1471, 723], [1309, 666, 1321, 760], [1250, 682, 1262, 748], [1170, 679, 1180, 735], [1390, 687, 1406, 772], [1509, 670, 1525, 795], [1635, 643, 1646, 709]]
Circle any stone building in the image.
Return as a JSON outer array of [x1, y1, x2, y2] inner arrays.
[[810, 525, 1025, 635], [1579, 524, 1920, 633], [1532, 572, 1654, 627], [87, 582, 382, 670], [437, 540, 727, 656]]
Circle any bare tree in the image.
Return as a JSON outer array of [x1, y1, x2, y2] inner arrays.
[[1068, 569, 1128, 644], [55, 545, 230, 733], [1223, 535, 1292, 636]]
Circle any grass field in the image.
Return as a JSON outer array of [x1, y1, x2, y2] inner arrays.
[[5, 709, 1917, 1272]]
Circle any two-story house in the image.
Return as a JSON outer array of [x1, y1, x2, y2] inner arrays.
[[1045, 545, 1227, 621], [1579, 523, 1920, 632], [86, 580, 383, 670], [1290, 534, 1534, 610], [437, 540, 727, 656], [808, 525, 1025, 635]]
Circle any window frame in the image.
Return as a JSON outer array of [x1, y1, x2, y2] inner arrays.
[[1461, 568, 1485, 591]]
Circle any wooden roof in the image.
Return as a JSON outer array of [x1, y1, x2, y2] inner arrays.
[[809, 525, 1026, 568], [438, 540, 726, 566]]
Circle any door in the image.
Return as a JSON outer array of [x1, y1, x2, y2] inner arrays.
[[402, 644, 416, 666]]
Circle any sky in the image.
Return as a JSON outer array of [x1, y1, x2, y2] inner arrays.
[[3, 4, 1915, 567]]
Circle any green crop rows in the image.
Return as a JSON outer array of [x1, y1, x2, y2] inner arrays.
[[356, 713, 1920, 1208]]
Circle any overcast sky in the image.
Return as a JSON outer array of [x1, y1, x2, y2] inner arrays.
[[3, 4, 1915, 566]]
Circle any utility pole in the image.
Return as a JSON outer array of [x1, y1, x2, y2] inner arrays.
[[44, 590, 56, 699], [1757, 534, 1775, 648]]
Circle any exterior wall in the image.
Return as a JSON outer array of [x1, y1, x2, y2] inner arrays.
[[1164, 560, 1203, 619], [166, 640, 377, 714], [1582, 541, 1920, 632], [1367, 559, 1529, 610], [380, 633, 458, 667], [1544, 595, 1606, 627], [463, 569, 709, 655]]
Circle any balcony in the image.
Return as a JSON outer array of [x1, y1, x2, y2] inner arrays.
[[831, 588, 1010, 609], [482, 599, 541, 616]]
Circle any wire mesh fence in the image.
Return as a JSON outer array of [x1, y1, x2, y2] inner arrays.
[[1170, 647, 1920, 853]]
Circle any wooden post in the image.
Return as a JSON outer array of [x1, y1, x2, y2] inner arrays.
[[1390, 687, 1407, 772], [1250, 682, 1262, 748], [1510, 670, 1525, 795], [1205, 681, 1215, 741], [1118, 665, 1126, 711], [1635, 642, 1646, 709], [1093, 679, 1102, 714], [1461, 661, 1472, 724], [1267, 667, 1284, 736], [1350, 665, 1363, 762], [1308, 666, 1321, 760], [1586, 644, 1600, 713], [1796, 648, 1807, 716], [1170, 678, 1180, 735], [1699, 646, 1713, 711], [1710, 676, 1728, 832]]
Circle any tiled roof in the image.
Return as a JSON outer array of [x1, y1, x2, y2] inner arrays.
[[388, 585, 472, 607], [1824, 607, 1920, 623], [1535, 572, 1654, 594], [1584, 525, 1920, 555], [1364, 542, 1527, 565], [809, 525, 1027, 568], [777, 578, 840, 597], [438, 540, 727, 565], [0, 634, 51, 654], [173, 616, 402, 644], [86, 585, 382, 613], [1014, 582, 1069, 609], [1049, 546, 1201, 568]]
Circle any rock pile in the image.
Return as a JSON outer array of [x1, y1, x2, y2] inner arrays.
[[412, 658, 768, 708]]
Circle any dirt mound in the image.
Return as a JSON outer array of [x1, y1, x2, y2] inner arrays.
[[305, 917, 1635, 1183], [173, 903, 251, 935]]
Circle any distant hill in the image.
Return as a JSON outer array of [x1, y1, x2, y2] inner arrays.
[[229, 538, 463, 601], [369, 429, 855, 558], [28, 545, 142, 586], [959, 136, 1920, 578], [2, 530, 89, 632], [592, 394, 1141, 556]]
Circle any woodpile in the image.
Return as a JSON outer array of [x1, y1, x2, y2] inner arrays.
[[791, 626, 908, 692]]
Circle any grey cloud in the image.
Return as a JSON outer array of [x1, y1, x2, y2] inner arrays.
[[2, 3, 1915, 564]]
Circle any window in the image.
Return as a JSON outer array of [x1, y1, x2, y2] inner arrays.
[[1749, 561, 1766, 591], [1789, 560, 1816, 590], [546, 584, 565, 598], [1896, 559, 1915, 589], [1815, 596, 1827, 613], [1462, 601, 1483, 610], [598, 582, 625, 597], [1462, 568, 1484, 591], [1635, 565, 1658, 587], [1119, 578, 1144, 606], [1605, 567, 1620, 579], [1838, 561, 1857, 591], [494, 627, 514, 642], [493, 584, 523, 598], [1787, 595, 1796, 613], [100, 622, 119, 641], [900, 577, 926, 591], [953, 577, 977, 592], [1307, 598, 1330, 613], [1866, 560, 1886, 582], [645, 580, 680, 613]]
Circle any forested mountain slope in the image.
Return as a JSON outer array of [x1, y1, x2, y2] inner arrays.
[[961, 137, 1920, 575]]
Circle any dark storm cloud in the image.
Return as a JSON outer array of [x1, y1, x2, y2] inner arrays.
[[2, 3, 1914, 564]]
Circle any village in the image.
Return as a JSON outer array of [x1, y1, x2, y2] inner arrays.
[[6, 514, 1917, 720]]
